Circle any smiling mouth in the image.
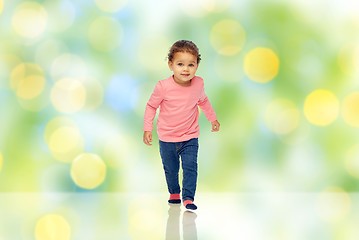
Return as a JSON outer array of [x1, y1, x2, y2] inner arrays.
[[181, 74, 190, 76]]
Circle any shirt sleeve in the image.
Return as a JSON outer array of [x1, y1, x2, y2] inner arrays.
[[197, 84, 217, 123], [143, 81, 164, 131]]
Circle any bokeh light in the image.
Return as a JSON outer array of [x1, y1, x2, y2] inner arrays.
[[12, 1, 47, 39], [264, 98, 300, 135], [345, 144, 359, 179], [317, 187, 351, 222], [244, 47, 279, 83], [106, 74, 138, 112], [44, 117, 84, 163], [0, 0, 3, 14], [210, 19, 246, 56], [0, 54, 22, 85], [49, 127, 82, 155], [88, 16, 122, 52], [303, 89, 339, 126], [342, 92, 359, 127], [50, 78, 86, 114], [70, 153, 107, 189], [10, 63, 45, 99], [35, 214, 71, 240], [93, 0, 128, 13]]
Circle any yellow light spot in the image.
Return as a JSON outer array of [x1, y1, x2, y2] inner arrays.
[[317, 187, 351, 222], [44, 117, 77, 144], [342, 92, 359, 127], [0, 0, 3, 14], [10, 63, 45, 100], [10, 63, 43, 89], [50, 78, 86, 114], [210, 19, 246, 56], [17, 76, 45, 99], [35, 214, 71, 240], [49, 127, 82, 154], [88, 16, 122, 52], [50, 54, 87, 81], [345, 144, 359, 179], [94, 0, 127, 12], [0, 54, 22, 81], [12, 1, 47, 39], [71, 153, 106, 189], [44, 117, 84, 162], [303, 90, 339, 126], [264, 99, 300, 135], [244, 47, 279, 83]]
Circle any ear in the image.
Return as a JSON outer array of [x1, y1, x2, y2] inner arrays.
[[168, 61, 173, 71]]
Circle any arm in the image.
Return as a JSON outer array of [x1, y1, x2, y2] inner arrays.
[[198, 87, 220, 132], [143, 82, 163, 145]]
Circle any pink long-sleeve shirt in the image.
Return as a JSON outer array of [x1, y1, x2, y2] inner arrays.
[[143, 75, 217, 142]]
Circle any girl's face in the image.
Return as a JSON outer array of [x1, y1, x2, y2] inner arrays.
[[168, 52, 198, 86]]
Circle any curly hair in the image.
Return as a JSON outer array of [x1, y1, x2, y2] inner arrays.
[[167, 40, 201, 64]]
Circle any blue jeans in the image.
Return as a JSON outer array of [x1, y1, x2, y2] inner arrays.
[[159, 138, 199, 201]]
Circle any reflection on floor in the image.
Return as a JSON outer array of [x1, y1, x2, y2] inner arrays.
[[166, 204, 197, 240], [0, 192, 358, 239]]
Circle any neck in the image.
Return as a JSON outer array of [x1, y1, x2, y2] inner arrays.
[[173, 75, 191, 87]]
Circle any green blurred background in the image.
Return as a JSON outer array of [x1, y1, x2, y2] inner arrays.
[[1, 0, 359, 193]]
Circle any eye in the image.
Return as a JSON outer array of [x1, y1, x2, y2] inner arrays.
[[178, 63, 183, 66], [189, 64, 194, 67]]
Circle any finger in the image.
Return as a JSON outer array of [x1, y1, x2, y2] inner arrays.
[[144, 137, 151, 146]]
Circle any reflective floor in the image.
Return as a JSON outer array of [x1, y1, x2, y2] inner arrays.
[[0, 192, 358, 239]]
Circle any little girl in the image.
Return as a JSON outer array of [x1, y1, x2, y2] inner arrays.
[[143, 40, 220, 210]]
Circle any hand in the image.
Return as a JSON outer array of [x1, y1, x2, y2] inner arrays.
[[211, 120, 220, 132], [143, 131, 153, 146]]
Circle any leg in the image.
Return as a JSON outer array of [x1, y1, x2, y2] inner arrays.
[[178, 138, 199, 202], [159, 140, 181, 197]]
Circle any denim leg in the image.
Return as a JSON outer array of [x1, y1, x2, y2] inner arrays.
[[159, 140, 181, 194], [178, 138, 199, 201]]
